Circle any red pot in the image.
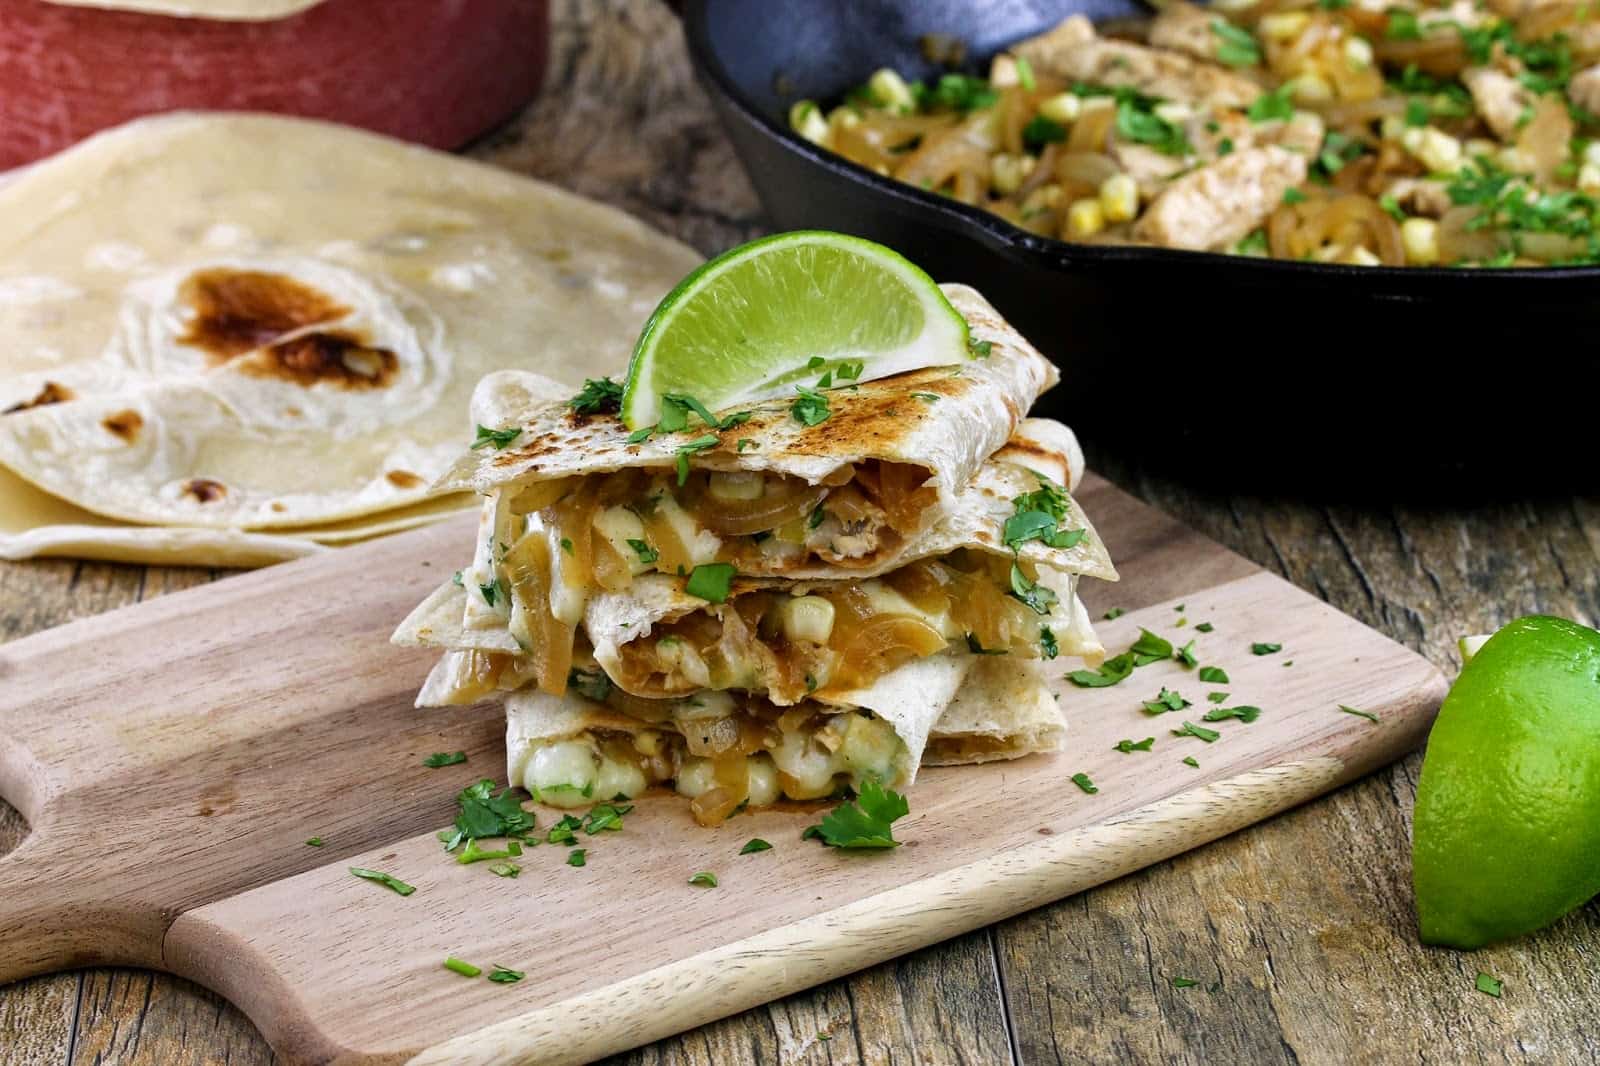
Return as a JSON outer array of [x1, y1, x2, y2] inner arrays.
[[0, 0, 549, 169]]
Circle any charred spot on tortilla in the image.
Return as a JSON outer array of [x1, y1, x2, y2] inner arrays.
[[386, 470, 425, 489], [3, 381, 74, 415], [177, 268, 350, 360], [269, 501, 288, 513], [182, 478, 227, 504], [101, 409, 143, 443], [252, 330, 399, 389]]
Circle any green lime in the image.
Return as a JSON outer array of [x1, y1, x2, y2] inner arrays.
[[620, 231, 970, 430], [1413, 615, 1600, 949]]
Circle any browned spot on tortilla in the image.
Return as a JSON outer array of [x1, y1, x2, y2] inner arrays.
[[386, 470, 425, 488], [996, 437, 1067, 473], [178, 268, 349, 359], [3, 381, 74, 414], [270, 501, 287, 513], [243, 330, 398, 390], [183, 478, 227, 503], [101, 409, 143, 443]]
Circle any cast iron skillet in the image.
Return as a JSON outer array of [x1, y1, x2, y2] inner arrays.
[[682, 0, 1598, 487]]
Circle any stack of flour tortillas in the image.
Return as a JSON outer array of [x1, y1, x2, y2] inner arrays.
[[0, 112, 701, 566]]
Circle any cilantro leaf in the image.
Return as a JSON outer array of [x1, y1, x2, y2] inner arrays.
[[305, 837, 324, 847], [688, 871, 719, 887], [488, 965, 525, 983], [1475, 972, 1503, 997], [741, 838, 773, 854], [1175, 640, 1198, 668], [1195, 622, 1214, 633], [350, 867, 416, 896], [968, 338, 993, 358], [471, 424, 520, 451], [453, 778, 537, 843], [1251, 642, 1283, 655], [1131, 628, 1173, 665], [1183, 755, 1200, 768], [1385, 8, 1421, 40], [1203, 704, 1261, 723], [791, 386, 831, 426], [1142, 687, 1192, 715], [1023, 114, 1068, 151], [1114, 737, 1156, 753], [584, 803, 633, 834], [566, 848, 587, 867], [1009, 562, 1059, 615], [805, 778, 910, 848], [1171, 976, 1200, 989], [685, 562, 736, 604], [423, 751, 468, 768], [1246, 85, 1295, 123], [1068, 651, 1135, 687], [627, 538, 659, 564], [1105, 607, 1126, 620], [1115, 91, 1190, 155], [1339, 704, 1380, 723], [1198, 666, 1229, 684], [568, 378, 623, 415], [1071, 772, 1099, 794], [675, 433, 719, 485], [1212, 18, 1261, 66], [1040, 625, 1059, 660], [489, 861, 520, 878], [1171, 721, 1221, 743]]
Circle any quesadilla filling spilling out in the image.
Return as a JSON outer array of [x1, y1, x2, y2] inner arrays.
[[510, 681, 911, 825]]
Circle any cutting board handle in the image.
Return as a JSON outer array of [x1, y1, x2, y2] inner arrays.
[[0, 834, 75, 982]]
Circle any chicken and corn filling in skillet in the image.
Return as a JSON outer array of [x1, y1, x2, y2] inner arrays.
[[792, 1, 1600, 266]]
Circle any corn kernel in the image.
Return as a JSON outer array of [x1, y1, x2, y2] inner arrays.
[[1022, 183, 1062, 214], [1313, 243, 1347, 262], [1037, 91, 1082, 124], [1292, 73, 1334, 104], [868, 68, 916, 114], [1344, 245, 1383, 266], [789, 101, 829, 145], [1406, 127, 1461, 174], [1381, 116, 1408, 142], [1343, 36, 1375, 69], [990, 54, 1020, 89], [1584, 141, 1600, 169], [1496, 146, 1536, 174], [1260, 12, 1310, 40], [1080, 96, 1115, 115], [990, 153, 1035, 195], [826, 106, 860, 131], [1065, 198, 1105, 237], [1098, 173, 1140, 222], [1401, 218, 1440, 265], [1463, 138, 1497, 160], [1579, 162, 1600, 193], [777, 596, 836, 644]]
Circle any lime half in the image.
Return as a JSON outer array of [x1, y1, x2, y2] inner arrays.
[[620, 231, 970, 430]]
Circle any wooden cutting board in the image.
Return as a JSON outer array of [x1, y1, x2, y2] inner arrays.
[[0, 475, 1447, 1066]]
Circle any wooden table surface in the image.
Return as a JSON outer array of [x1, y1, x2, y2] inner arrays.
[[2, 2, 1597, 1063]]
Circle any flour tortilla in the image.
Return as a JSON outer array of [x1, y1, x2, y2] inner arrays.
[[441, 285, 1058, 520], [41, 0, 324, 20], [503, 652, 1064, 792], [0, 112, 701, 545]]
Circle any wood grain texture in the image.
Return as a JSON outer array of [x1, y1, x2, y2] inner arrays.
[[1, 1, 1596, 1063], [0, 476, 1443, 1064]]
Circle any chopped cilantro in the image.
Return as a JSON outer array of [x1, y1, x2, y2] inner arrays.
[[444, 957, 481, 978], [1071, 772, 1099, 794], [1198, 666, 1229, 684], [804, 778, 909, 848], [584, 803, 633, 834], [1208, 691, 1230, 704], [546, 814, 583, 845], [1040, 625, 1060, 660], [837, 359, 865, 380], [1114, 737, 1156, 753], [627, 538, 659, 564], [791, 386, 831, 426], [568, 378, 623, 415], [1203, 704, 1261, 723], [1246, 85, 1295, 123], [1313, 131, 1367, 181], [1218, 137, 1235, 156], [1339, 704, 1380, 723], [1009, 562, 1059, 615], [1212, 18, 1262, 67], [685, 562, 736, 604], [675, 433, 719, 485], [451, 778, 537, 847], [478, 577, 508, 609], [1404, 98, 1430, 128], [1233, 230, 1269, 256], [559, 537, 573, 555], [1068, 651, 1135, 687], [1385, 8, 1422, 40], [968, 338, 993, 358], [568, 667, 613, 703], [1143, 687, 1192, 715], [1195, 621, 1214, 633], [1475, 972, 1503, 998], [458, 838, 523, 865], [1023, 114, 1068, 151], [471, 424, 521, 451], [688, 871, 719, 887], [1252, 642, 1283, 655], [1175, 640, 1198, 668], [1116, 91, 1191, 155], [1282, 187, 1308, 205], [1183, 755, 1200, 768], [566, 848, 587, 867], [917, 72, 1000, 113], [488, 965, 525, 983], [423, 751, 468, 768], [1171, 976, 1200, 989], [451, 570, 463, 587], [1171, 721, 1221, 743], [305, 837, 324, 847], [912, 392, 940, 403], [1105, 607, 1126, 620], [1379, 193, 1406, 222], [1130, 628, 1173, 665], [737, 437, 758, 452], [626, 426, 653, 444], [350, 867, 416, 896], [808, 503, 827, 530], [489, 861, 520, 878], [741, 838, 773, 854]]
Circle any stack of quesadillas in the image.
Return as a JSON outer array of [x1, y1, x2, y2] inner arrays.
[[393, 286, 1117, 825]]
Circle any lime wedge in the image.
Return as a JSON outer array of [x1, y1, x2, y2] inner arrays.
[[620, 231, 970, 430]]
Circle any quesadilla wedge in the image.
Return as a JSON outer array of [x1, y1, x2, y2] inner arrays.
[[396, 418, 1114, 703], [500, 652, 1062, 826]]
